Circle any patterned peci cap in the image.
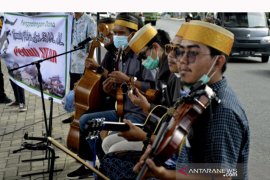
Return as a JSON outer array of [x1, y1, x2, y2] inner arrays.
[[182, 20, 234, 55], [128, 23, 157, 54], [176, 22, 188, 38], [115, 13, 139, 31]]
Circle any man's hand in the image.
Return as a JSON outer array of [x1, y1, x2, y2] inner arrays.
[[108, 71, 129, 84], [128, 88, 151, 113], [118, 119, 146, 141], [85, 58, 99, 70], [133, 145, 172, 179], [102, 77, 115, 94]]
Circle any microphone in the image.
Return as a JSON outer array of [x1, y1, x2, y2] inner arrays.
[[74, 35, 94, 48]]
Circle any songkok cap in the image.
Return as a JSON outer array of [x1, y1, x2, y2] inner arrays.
[[115, 13, 139, 31], [176, 22, 188, 38], [128, 23, 157, 54], [182, 20, 234, 55]]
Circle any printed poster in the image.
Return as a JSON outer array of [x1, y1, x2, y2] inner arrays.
[[0, 13, 73, 103]]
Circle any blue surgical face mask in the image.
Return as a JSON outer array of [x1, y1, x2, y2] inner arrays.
[[181, 56, 219, 93], [198, 74, 210, 84], [198, 56, 219, 84], [142, 50, 159, 70], [113, 35, 128, 49]]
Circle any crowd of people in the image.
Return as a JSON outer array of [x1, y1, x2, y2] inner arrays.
[[1, 12, 250, 180], [61, 13, 249, 180]]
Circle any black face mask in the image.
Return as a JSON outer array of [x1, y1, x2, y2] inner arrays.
[[105, 43, 117, 53]]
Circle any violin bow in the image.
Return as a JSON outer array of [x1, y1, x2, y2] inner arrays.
[[48, 137, 109, 180]]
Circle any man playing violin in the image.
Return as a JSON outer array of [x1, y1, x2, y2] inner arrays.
[[101, 23, 188, 177], [97, 24, 188, 180], [66, 13, 156, 179], [124, 20, 249, 180]]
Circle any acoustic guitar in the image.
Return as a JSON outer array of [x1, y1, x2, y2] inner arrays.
[[66, 23, 109, 153], [85, 105, 170, 138]]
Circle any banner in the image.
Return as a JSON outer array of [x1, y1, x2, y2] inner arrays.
[[0, 13, 73, 103]]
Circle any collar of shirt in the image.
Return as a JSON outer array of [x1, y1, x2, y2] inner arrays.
[[74, 13, 86, 24], [209, 76, 227, 93]]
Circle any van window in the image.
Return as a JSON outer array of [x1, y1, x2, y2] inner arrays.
[[222, 12, 267, 28]]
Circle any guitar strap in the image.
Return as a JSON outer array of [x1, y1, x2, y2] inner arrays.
[[115, 47, 123, 71], [163, 86, 173, 107], [142, 131, 152, 152]]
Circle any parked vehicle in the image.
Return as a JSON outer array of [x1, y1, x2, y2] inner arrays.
[[217, 12, 270, 62], [143, 12, 159, 26], [87, 12, 116, 20]]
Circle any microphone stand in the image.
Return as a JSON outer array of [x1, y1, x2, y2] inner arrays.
[[10, 45, 85, 133], [10, 42, 87, 178]]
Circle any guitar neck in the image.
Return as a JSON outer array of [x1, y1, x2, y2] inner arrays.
[[102, 122, 144, 132]]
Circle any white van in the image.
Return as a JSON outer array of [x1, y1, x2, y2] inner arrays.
[[216, 12, 270, 63]]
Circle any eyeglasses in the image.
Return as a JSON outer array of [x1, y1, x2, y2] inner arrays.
[[165, 44, 211, 64], [165, 44, 182, 57], [177, 51, 212, 63]]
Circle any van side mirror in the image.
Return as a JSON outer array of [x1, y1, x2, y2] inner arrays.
[[268, 19, 270, 26]]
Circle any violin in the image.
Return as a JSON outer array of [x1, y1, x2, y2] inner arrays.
[[136, 84, 219, 180]]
